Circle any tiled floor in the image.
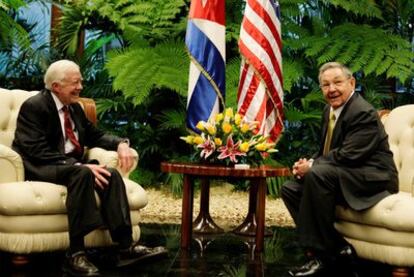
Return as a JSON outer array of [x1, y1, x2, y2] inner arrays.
[[0, 223, 408, 276]]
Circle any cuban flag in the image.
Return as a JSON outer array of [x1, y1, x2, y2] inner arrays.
[[185, 0, 226, 133]]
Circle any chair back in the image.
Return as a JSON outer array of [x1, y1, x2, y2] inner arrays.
[[383, 105, 414, 193], [0, 89, 38, 147]]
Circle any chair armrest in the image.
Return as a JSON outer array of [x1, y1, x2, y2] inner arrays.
[[85, 147, 139, 178], [0, 144, 24, 183]]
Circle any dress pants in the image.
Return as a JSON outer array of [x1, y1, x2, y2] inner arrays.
[[42, 164, 132, 245], [281, 164, 347, 255]]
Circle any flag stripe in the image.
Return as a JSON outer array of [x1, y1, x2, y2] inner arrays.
[[237, 62, 261, 115], [239, 40, 283, 110], [237, 0, 283, 142], [187, 72, 220, 131], [186, 0, 225, 133], [242, 17, 283, 87], [247, 0, 282, 54], [186, 21, 225, 95]]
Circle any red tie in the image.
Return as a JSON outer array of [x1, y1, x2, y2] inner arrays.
[[62, 106, 82, 156]]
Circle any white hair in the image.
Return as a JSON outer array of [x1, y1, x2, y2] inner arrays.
[[318, 62, 353, 83], [44, 60, 80, 90]]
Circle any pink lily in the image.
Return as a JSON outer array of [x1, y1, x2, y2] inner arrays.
[[217, 135, 246, 163], [197, 136, 215, 159]]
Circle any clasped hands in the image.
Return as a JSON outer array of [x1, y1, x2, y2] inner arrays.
[[292, 158, 312, 180], [84, 142, 135, 189]]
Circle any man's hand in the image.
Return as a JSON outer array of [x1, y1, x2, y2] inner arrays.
[[117, 142, 134, 173], [292, 158, 311, 179], [84, 164, 111, 189]]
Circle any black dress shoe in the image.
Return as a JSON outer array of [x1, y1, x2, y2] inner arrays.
[[62, 251, 100, 276], [337, 244, 359, 277], [288, 258, 325, 276], [338, 244, 357, 258], [117, 245, 168, 266]]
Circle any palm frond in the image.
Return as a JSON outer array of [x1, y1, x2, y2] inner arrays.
[[323, 0, 383, 19], [155, 109, 186, 131], [225, 57, 242, 108], [303, 23, 414, 83], [282, 58, 305, 93], [106, 40, 188, 105], [0, 8, 30, 49]]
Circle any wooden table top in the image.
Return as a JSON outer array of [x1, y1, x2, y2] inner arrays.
[[160, 161, 291, 178]]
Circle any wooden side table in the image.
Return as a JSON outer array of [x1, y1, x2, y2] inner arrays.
[[160, 162, 290, 252]]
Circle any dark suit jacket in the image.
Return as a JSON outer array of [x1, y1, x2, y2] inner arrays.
[[313, 93, 398, 210], [12, 89, 123, 181]]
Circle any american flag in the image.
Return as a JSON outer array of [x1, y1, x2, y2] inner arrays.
[[185, 0, 226, 133], [237, 0, 283, 142]]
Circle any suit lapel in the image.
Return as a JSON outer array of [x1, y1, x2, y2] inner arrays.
[[331, 93, 358, 148], [43, 90, 66, 153], [320, 106, 330, 152]]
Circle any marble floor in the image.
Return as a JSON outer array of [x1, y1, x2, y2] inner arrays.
[[0, 223, 409, 276]]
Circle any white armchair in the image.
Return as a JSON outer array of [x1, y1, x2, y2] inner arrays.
[[335, 105, 414, 277], [0, 88, 148, 257]]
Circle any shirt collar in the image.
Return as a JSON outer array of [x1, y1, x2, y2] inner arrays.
[[330, 90, 355, 120], [51, 92, 65, 111]]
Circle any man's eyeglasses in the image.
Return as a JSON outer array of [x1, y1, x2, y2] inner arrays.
[[320, 78, 350, 91]]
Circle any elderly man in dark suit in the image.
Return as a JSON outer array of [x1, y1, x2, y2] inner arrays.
[[281, 62, 398, 276], [13, 60, 166, 276]]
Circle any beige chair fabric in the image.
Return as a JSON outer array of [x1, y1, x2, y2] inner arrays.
[[335, 105, 414, 269], [0, 88, 148, 254]]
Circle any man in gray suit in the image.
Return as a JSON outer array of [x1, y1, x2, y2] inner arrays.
[[281, 62, 398, 276], [13, 60, 166, 276]]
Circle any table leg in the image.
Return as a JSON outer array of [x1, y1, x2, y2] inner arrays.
[[193, 178, 224, 234], [232, 181, 258, 236], [232, 179, 272, 237], [255, 177, 266, 252], [181, 174, 194, 249]]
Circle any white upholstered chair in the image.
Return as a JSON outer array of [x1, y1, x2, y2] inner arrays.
[[0, 88, 148, 262], [335, 105, 414, 277]]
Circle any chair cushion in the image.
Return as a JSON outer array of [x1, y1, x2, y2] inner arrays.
[[336, 192, 414, 232], [0, 179, 148, 216]]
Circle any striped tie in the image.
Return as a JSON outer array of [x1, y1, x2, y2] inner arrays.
[[62, 106, 82, 156], [323, 111, 336, 156]]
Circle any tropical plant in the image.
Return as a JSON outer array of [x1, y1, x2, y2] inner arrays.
[[0, 0, 30, 49], [0, 0, 51, 89]]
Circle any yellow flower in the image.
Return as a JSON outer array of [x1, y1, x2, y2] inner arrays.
[[222, 122, 232, 134], [180, 135, 194, 144], [214, 138, 222, 146], [215, 113, 224, 122], [205, 123, 216, 135], [225, 107, 234, 118], [240, 123, 250, 133], [196, 121, 205, 131], [193, 136, 204, 145], [234, 113, 242, 125], [267, 148, 278, 153], [239, 142, 250, 153], [255, 143, 267, 151]]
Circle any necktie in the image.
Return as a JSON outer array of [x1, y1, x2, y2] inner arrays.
[[323, 111, 336, 156], [62, 106, 82, 156]]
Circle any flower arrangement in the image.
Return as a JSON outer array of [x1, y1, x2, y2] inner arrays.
[[180, 107, 277, 167]]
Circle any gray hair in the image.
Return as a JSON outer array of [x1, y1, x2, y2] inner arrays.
[[44, 60, 80, 90], [318, 62, 353, 83]]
